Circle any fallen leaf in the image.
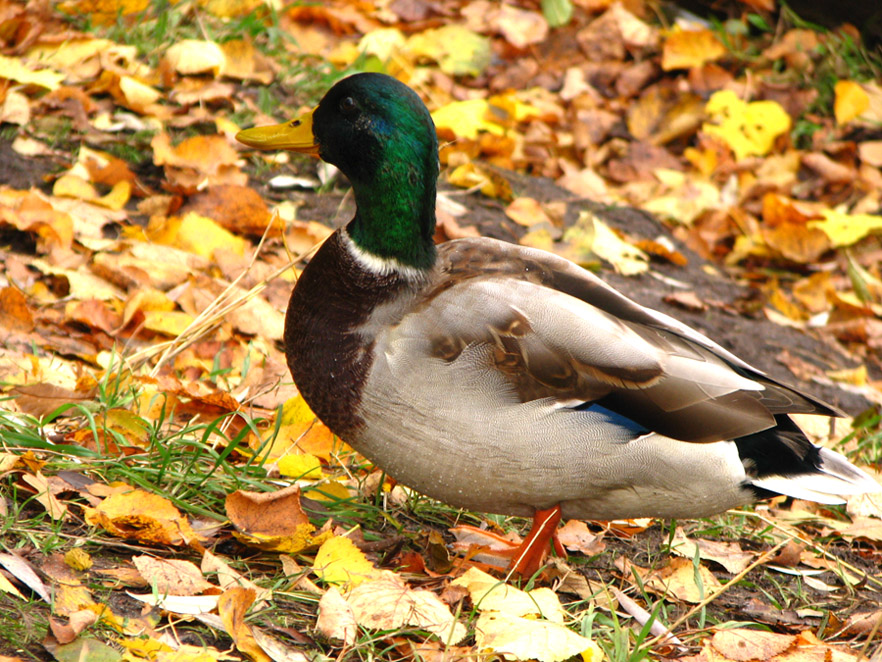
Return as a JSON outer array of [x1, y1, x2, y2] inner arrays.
[[669, 528, 755, 574], [505, 197, 553, 227], [347, 574, 467, 643], [407, 25, 491, 76], [703, 90, 791, 160], [452, 567, 564, 621], [316, 587, 357, 646], [313, 535, 379, 587], [217, 587, 271, 662], [164, 39, 226, 76], [557, 520, 606, 557], [834, 81, 870, 125], [647, 556, 722, 603], [562, 212, 648, 275], [132, 556, 215, 596], [225, 485, 330, 553], [0, 54, 65, 89], [0, 553, 51, 603], [809, 209, 882, 247], [494, 5, 548, 49], [662, 29, 727, 71], [84, 489, 201, 548], [475, 611, 601, 662], [711, 629, 795, 661]]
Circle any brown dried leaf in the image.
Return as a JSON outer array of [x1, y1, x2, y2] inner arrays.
[[40, 554, 95, 617], [347, 575, 467, 643], [711, 629, 796, 661], [670, 527, 755, 573], [557, 520, 606, 556], [132, 556, 215, 596], [180, 184, 272, 235], [316, 587, 357, 646]]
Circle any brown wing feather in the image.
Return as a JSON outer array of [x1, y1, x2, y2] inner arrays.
[[415, 237, 840, 443]]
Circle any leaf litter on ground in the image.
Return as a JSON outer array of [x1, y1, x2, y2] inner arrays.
[[1, 0, 882, 659]]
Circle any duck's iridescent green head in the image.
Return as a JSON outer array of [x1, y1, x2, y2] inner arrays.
[[237, 73, 439, 270]]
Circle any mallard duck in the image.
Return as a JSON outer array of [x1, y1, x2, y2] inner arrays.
[[237, 73, 879, 576]]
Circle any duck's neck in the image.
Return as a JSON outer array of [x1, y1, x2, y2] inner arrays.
[[346, 158, 437, 272]]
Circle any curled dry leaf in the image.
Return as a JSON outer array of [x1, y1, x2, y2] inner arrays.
[[669, 527, 755, 574], [225, 485, 331, 553], [84, 488, 202, 548], [556, 520, 606, 557], [218, 587, 271, 662]]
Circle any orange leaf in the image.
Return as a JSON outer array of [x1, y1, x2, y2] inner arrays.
[[218, 587, 271, 662], [84, 489, 201, 548]]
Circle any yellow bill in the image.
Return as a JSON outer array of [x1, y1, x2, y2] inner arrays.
[[235, 108, 319, 155]]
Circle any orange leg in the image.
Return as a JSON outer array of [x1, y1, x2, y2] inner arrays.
[[508, 505, 565, 578]]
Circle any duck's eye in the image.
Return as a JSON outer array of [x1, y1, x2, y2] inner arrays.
[[339, 96, 358, 116]]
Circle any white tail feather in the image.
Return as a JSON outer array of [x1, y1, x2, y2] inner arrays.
[[751, 447, 880, 504]]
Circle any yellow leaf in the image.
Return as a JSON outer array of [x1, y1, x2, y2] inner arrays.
[[432, 99, 506, 140], [53, 174, 97, 201], [452, 567, 564, 621], [280, 394, 317, 426], [84, 489, 200, 547], [662, 29, 727, 70], [94, 181, 131, 211], [563, 212, 648, 275], [407, 25, 490, 76], [834, 80, 870, 125], [198, 0, 263, 19], [234, 523, 330, 554], [278, 453, 324, 480], [647, 556, 722, 603], [475, 612, 601, 662], [448, 162, 513, 200], [0, 54, 64, 89], [217, 587, 272, 662], [359, 28, 407, 62], [703, 90, 791, 160], [64, 548, 93, 571], [505, 197, 552, 227], [149, 212, 247, 260], [263, 394, 340, 462], [141, 310, 196, 337], [809, 209, 882, 247], [58, 0, 149, 25], [165, 39, 227, 76], [26, 38, 113, 72], [0, 571, 26, 600], [313, 536, 378, 587], [118, 75, 162, 109], [303, 480, 353, 502], [827, 364, 867, 386]]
